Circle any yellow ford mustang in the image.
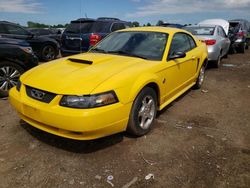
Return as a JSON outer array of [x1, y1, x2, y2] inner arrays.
[[9, 27, 208, 140]]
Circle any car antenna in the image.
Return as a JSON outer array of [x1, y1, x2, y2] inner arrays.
[[79, 0, 83, 53]]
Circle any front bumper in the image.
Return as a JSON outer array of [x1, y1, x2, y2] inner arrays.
[[9, 86, 132, 140]]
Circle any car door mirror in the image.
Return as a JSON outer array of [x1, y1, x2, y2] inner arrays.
[[168, 51, 186, 60]]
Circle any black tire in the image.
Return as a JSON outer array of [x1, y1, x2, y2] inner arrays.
[[193, 64, 206, 89], [224, 49, 229, 58], [237, 42, 246, 53], [214, 55, 221, 68], [41, 44, 57, 61], [0, 61, 24, 97], [127, 87, 157, 136]]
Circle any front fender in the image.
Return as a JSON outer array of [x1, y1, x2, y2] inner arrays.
[[127, 73, 161, 103]]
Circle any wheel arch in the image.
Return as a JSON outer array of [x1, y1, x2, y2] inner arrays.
[[0, 57, 25, 69], [128, 75, 161, 107]]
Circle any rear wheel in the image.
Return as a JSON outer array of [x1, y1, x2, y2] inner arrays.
[[214, 55, 222, 68], [193, 64, 206, 89], [0, 61, 24, 97], [237, 42, 246, 53], [127, 87, 157, 136], [41, 44, 57, 61]]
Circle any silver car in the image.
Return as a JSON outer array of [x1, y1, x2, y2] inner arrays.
[[185, 25, 231, 68]]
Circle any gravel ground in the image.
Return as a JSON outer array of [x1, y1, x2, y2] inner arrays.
[[0, 51, 250, 188]]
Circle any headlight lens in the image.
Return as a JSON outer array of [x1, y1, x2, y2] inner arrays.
[[16, 80, 21, 91], [20, 46, 33, 54], [60, 91, 118, 108]]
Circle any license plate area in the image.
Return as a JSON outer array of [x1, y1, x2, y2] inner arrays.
[[22, 104, 40, 121]]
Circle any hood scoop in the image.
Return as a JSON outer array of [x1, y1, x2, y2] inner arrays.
[[68, 58, 93, 65]]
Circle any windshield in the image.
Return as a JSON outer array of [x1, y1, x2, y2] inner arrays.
[[185, 26, 215, 35], [90, 31, 168, 60]]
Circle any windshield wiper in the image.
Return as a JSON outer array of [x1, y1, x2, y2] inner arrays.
[[107, 50, 149, 60]]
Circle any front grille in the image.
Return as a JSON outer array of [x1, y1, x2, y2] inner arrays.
[[26, 86, 56, 103]]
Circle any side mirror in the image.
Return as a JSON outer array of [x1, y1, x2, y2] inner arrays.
[[168, 51, 186, 60]]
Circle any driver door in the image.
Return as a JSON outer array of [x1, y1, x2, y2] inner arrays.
[[163, 32, 198, 101]]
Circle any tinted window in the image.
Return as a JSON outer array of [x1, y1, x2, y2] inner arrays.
[[92, 31, 168, 60], [65, 22, 94, 34], [0, 24, 7, 33], [169, 33, 191, 55], [91, 21, 112, 33], [185, 26, 215, 35], [65, 21, 111, 34], [111, 23, 126, 32], [186, 34, 196, 49], [40, 29, 52, 35], [5, 24, 29, 35]]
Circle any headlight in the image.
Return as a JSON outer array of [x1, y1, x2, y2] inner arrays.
[[20, 46, 33, 54], [16, 80, 21, 92], [60, 91, 118, 108]]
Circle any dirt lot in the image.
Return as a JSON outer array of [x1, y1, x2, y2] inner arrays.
[[0, 51, 250, 188]]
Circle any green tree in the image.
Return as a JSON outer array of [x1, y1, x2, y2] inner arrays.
[[156, 20, 164, 26], [132, 21, 140, 27], [146, 23, 151, 26]]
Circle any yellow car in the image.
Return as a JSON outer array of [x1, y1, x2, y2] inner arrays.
[[9, 27, 208, 140]]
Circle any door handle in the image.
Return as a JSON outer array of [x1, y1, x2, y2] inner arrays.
[[191, 56, 197, 60]]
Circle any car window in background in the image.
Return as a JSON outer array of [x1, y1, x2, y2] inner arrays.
[[90, 21, 111, 33], [64, 22, 94, 34], [111, 23, 126, 32], [218, 26, 226, 37], [5, 24, 29, 35], [169, 33, 191, 55], [185, 26, 215, 35], [0, 24, 7, 33], [92, 31, 168, 60]]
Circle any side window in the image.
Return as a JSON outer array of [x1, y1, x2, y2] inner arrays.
[[5, 24, 29, 35], [40, 29, 51, 35], [219, 27, 226, 37], [111, 23, 125, 32], [169, 33, 191, 56], [0, 24, 7, 34], [187, 34, 197, 49]]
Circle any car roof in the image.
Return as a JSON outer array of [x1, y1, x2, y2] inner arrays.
[[71, 17, 127, 23], [119, 26, 185, 34], [186, 24, 216, 28]]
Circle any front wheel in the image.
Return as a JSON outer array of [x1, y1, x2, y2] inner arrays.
[[0, 61, 24, 97], [193, 64, 206, 89], [127, 87, 157, 136]]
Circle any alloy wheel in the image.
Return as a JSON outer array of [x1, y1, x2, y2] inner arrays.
[[138, 95, 156, 130], [0, 66, 21, 91], [43, 45, 55, 61]]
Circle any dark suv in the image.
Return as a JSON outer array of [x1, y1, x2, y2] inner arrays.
[[61, 17, 131, 56], [228, 19, 250, 53], [0, 37, 38, 97], [0, 21, 60, 61]]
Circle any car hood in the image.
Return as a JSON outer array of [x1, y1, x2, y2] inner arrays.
[[21, 53, 145, 95], [0, 37, 29, 46]]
